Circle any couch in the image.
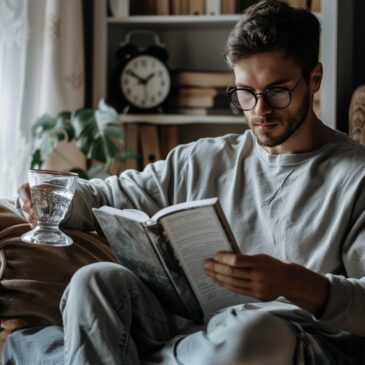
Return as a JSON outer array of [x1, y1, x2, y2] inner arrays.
[[0, 200, 117, 361]]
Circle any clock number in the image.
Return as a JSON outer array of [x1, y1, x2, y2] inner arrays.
[[141, 59, 147, 68]]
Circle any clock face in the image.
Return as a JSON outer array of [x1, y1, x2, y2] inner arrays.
[[120, 55, 171, 109]]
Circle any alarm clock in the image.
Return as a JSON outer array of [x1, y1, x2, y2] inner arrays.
[[115, 31, 171, 113]]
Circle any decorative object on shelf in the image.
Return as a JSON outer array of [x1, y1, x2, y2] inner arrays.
[[109, 0, 129, 17], [30, 99, 136, 179], [206, 0, 221, 15], [115, 31, 171, 114], [349, 85, 365, 145]]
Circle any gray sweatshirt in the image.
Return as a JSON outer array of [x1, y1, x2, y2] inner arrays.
[[64, 130, 365, 340]]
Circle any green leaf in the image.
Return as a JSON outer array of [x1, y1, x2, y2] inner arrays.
[[30, 149, 43, 169], [30, 112, 76, 168], [72, 100, 126, 165]]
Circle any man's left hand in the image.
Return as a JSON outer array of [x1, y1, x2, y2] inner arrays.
[[203, 252, 329, 316]]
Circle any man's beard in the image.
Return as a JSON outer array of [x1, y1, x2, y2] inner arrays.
[[251, 92, 310, 148]]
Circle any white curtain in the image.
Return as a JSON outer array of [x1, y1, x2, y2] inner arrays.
[[0, 0, 85, 198]]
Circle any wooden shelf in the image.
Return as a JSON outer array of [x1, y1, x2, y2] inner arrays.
[[119, 114, 247, 125]]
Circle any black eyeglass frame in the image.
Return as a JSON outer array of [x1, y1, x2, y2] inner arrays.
[[226, 77, 304, 111]]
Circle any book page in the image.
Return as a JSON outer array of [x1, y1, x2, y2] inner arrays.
[[161, 206, 254, 320], [96, 205, 150, 223], [152, 197, 218, 223]]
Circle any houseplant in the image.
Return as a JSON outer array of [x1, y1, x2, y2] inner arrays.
[[30, 99, 136, 179]]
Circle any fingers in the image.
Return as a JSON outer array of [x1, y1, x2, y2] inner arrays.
[[204, 258, 252, 279], [212, 252, 274, 268], [18, 183, 36, 226], [205, 269, 254, 296]]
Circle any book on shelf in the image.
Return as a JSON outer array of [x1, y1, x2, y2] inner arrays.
[[171, 0, 181, 15], [93, 197, 253, 323], [172, 70, 233, 88], [171, 93, 230, 108], [156, 0, 170, 15], [181, 0, 190, 15], [310, 0, 321, 12], [189, 0, 205, 15], [174, 107, 238, 116], [221, 0, 237, 14], [283, 0, 309, 8], [177, 87, 219, 97]]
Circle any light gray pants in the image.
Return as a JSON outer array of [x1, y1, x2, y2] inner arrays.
[[2, 262, 334, 365]]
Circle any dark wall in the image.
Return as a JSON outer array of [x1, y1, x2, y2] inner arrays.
[[353, 0, 365, 89], [83, 0, 94, 108]]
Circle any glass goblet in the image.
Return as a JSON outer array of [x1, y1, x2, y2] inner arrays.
[[21, 169, 78, 246]]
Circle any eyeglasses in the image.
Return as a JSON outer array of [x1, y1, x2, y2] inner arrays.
[[226, 77, 303, 111]]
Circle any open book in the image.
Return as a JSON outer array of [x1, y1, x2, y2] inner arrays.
[[93, 198, 255, 323]]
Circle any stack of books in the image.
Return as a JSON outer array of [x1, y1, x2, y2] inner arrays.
[[128, 0, 240, 16], [169, 70, 236, 116]]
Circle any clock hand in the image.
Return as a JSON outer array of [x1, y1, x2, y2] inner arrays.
[[143, 72, 156, 83], [126, 69, 144, 83]]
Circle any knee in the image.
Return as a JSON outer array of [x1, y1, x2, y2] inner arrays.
[[236, 311, 296, 357], [207, 311, 297, 365], [60, 262, 137, 310]]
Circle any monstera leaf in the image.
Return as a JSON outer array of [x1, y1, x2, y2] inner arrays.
[[72, 100, 125, 164], [31, 112, 73, 169], [29, 100, 135, 178]]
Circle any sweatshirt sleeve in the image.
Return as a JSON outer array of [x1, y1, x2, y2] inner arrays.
[[61, 141, 195, 231], [317, 194, 365, 336]]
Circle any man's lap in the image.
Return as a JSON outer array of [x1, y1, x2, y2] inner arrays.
[[2, 308, 337, 365]]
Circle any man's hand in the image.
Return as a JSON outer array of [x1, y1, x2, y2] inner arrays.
[[204, 252, 329, 316], [18, 183, 36, 227]]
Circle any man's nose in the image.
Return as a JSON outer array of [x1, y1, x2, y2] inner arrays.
[[254, 95, 272, 116]]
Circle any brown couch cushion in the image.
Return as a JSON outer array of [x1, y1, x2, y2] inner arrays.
[[0, 201, 117, 356]]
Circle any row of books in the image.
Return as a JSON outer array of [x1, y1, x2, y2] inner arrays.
[[168, 70, 238, 116], [168, 69, 321, 117], [112, 0, 321, 17], [127, 0, 239, 16]]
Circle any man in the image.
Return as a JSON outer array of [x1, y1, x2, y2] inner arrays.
[[4, 1, 365, 364]]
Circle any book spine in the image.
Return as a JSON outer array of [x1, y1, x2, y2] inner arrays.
[[156, 0, 170, 15], [212, 201, 240, 253], [221, 0, 236, 14], [189, 0, 205, 15]]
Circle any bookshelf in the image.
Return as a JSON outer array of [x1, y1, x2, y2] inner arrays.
[[92, 0, 353, 168]]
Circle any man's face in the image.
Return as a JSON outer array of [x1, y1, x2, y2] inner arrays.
[[233, 51, 311, 149]]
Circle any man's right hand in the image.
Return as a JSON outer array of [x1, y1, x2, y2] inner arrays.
[[18, 183, 36, 227]]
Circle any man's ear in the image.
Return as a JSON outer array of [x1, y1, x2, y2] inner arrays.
[[310, 62, 323, 94]]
